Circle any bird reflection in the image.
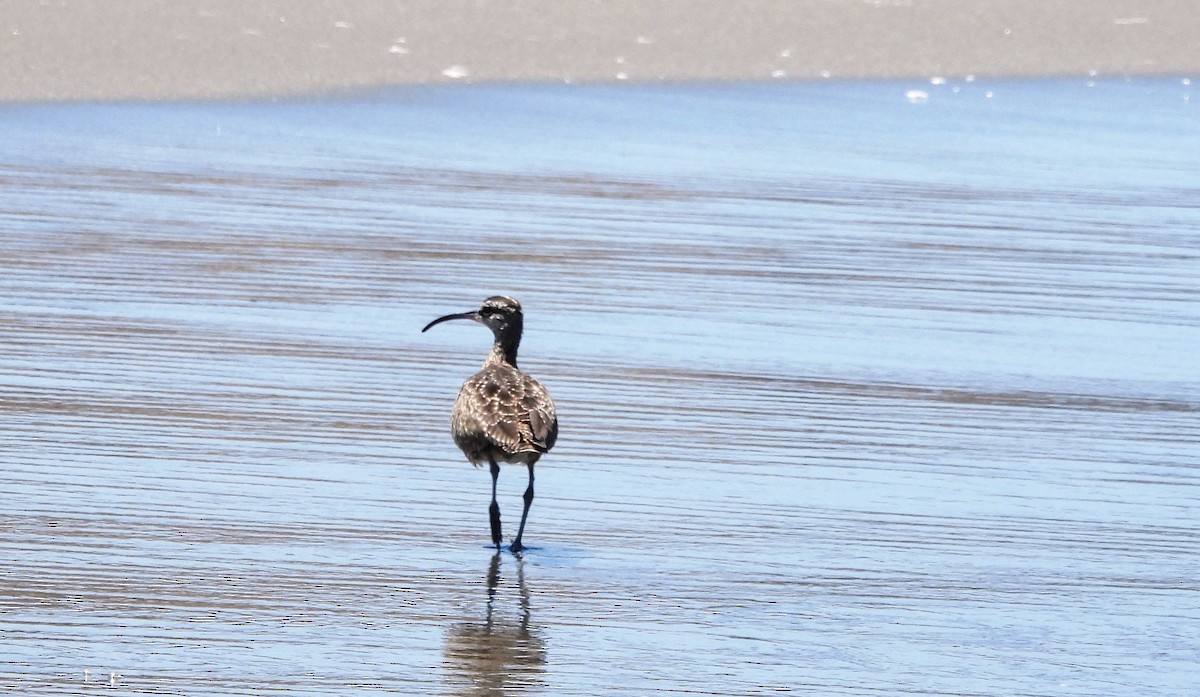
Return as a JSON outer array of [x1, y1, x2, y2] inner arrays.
[[443, 554, 546, 696]]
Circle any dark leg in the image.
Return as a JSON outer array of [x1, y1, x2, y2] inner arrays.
[[489, 457, 502, 550], [511, 463, 535, 553]]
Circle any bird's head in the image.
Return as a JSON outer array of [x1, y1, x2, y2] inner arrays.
[[422, 295, 524, 341]]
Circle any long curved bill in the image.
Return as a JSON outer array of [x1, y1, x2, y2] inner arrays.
[[421, 311, 478, 333]]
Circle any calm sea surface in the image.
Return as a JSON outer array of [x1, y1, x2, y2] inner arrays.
[[1, 79, 1197, 695]]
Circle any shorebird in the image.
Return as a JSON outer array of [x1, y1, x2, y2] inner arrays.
[[422, 296, 558, 553]]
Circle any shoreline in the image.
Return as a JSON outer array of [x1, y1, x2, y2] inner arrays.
[[2, 0, 1198, 102]]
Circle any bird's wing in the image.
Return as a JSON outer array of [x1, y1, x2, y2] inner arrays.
[[520, 373, 558, 453], [454, 366, 558, 456]]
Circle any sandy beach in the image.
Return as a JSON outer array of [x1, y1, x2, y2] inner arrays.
[[2, 0, 1198, 101], [4, 78, 1197, 694]]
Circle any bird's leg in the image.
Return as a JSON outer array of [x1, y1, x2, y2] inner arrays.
[[489, 457, 502, 550], [511, 463, 535, 553]]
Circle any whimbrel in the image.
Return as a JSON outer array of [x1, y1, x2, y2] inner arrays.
[[422, 296, 558, 553]]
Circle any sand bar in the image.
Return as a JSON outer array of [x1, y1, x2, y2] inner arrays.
[[1, 0, 1198, 102]]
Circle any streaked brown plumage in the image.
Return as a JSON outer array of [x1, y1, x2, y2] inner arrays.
[[452, 362, 557, 466], [422, 296, 558, 553]]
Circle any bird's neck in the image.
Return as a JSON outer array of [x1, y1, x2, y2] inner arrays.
[[484, 337, 519, 368]]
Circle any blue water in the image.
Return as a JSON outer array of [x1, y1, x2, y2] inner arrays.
[[1, 78, 1197, 695]]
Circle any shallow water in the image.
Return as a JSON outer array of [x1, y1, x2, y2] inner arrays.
[[1, 79, 1198, 695]]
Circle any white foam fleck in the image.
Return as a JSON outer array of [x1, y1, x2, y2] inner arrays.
[[616, 72, 629, 80], [636, 36, 653, 45], [930, 76, 946, 85], [771, 69, 787, 79], [905, 89, 929, 102], [820, 70, 832, 79], [388, 45, 408, 55], [442, 65, 469, 79], [334, 21, 353, 29], [1114, 16, 1149, 25]]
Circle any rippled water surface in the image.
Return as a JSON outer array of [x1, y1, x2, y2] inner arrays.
[[2, 79, 1198, 695]]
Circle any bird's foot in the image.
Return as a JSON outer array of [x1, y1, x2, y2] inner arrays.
[[509, 540, 525, 555]]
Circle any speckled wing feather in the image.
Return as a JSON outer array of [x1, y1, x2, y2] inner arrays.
[[451, 363, 558, 465]]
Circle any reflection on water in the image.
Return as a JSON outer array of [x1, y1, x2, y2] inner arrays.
[[0, 79, 1197, 696], [444, 555, 545, 696]]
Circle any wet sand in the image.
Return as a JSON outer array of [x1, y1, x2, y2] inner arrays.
[[3, 0, 1199, 101], [2, 80, 1197, 694]]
